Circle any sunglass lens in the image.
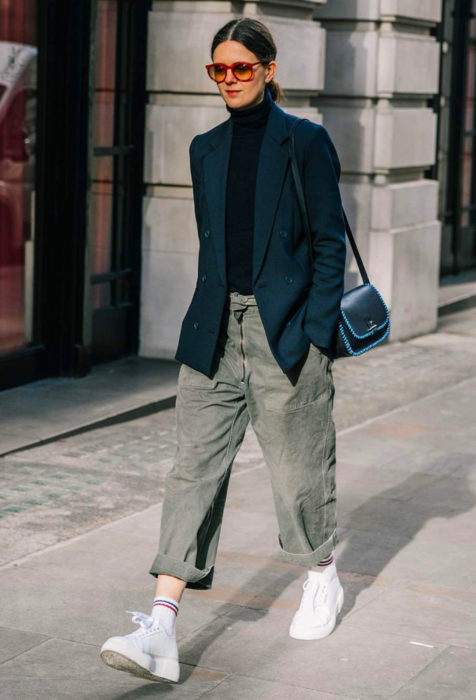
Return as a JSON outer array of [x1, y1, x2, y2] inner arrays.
[[208, 65, 225, 82], [233, 64, 252, 80]]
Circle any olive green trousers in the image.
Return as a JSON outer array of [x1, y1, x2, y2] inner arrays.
[[149, 291, 338, 589]]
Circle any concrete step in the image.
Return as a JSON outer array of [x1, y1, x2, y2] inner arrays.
[[0, 356, 180, 457], [438, 269, 476, 316]]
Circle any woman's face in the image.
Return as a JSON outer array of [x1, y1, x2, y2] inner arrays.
[[212, 40, 276, 110]]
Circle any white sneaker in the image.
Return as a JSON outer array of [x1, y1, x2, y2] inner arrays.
[[100, 610, 180, 683], [289, 567, 344, 640]]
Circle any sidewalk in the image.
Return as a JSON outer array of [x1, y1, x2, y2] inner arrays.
[[0, 357, 180, 456], [1, 308, 476, 698]]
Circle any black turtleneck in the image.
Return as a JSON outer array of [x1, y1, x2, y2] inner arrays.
[[225, 86, 273, 294]]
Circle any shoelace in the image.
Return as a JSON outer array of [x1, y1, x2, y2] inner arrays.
[[125, 610, 165, 635], [298, 578, 330, 620]]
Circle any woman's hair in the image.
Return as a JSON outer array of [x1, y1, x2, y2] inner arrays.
[[210, 17, 284, 103]]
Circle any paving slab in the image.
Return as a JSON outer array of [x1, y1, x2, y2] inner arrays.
[[345, 582, 476, 648], [0, 637, 228, 699], [390, 646, 476, 700], [200, 674, 356, 699], [178, 609, 444, 698], [0, 627, 49, 665]]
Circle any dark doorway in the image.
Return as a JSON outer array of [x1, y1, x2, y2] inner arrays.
[[438, 0, 476, 275], [87, 0, 148, 364]]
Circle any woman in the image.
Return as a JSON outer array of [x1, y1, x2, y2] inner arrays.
[[100, 17, 347, 683]]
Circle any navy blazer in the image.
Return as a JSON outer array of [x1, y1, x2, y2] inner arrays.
[[175, 99, 347, 378]]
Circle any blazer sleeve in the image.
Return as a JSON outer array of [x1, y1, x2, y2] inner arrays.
[[189, 135, 202, 238], [302, 124, 347, 351]]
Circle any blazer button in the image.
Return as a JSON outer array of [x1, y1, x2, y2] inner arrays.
[[285, 275, 293, 284], [203, 229, 210, 238], [279, 230, 288, 238], [201, 274, 207, 282], [193, 321, 199, 330]]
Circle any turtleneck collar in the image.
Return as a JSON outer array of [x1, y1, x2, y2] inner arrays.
[[226, 85, 274, 126]]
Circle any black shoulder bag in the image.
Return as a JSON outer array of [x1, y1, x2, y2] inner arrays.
[[289, 118, 391, 359]]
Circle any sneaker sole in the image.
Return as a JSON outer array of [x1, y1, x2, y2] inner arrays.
[[289, 586, 344, 641], [100, 645, 180, 683]]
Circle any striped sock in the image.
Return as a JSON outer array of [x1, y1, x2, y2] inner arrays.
[[151, 596, 180, 635], [309, 552, 334, 574]]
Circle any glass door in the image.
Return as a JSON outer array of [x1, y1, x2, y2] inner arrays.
[[0, 0, 148, 389], [0, 0, 37, 356]]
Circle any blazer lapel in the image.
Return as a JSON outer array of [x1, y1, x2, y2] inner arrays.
[[202, 119, 232, 290], [202, 100, 291, 290], [252, 104, 291, 285]]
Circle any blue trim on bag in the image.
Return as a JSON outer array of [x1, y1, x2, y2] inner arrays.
[[338, 319, 391, 356], [338, 283, 391, 356], [340, 283, 390, 340]]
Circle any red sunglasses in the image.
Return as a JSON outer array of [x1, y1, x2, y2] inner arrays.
[[205, 61, 264, 83]]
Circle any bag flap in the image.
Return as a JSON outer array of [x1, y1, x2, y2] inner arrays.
[[340, 283, 389, 338]]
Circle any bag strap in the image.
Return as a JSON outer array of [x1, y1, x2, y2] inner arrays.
[[289, 118, 370, 285]]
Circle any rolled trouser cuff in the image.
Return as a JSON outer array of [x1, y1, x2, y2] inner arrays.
[[277, 530, 339, 566], [149, 552, 215, 590]]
